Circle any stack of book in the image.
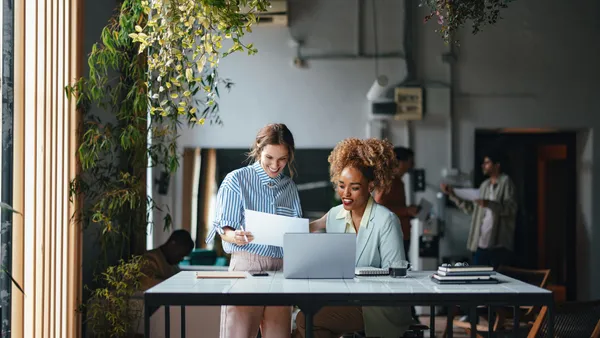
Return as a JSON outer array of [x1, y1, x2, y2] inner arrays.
[[431, 265, 498, 284]]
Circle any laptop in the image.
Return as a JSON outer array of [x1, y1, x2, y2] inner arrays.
[[283, 233, 356, 279]]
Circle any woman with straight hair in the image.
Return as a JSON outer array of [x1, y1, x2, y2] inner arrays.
[[206, 123, 303, 338]]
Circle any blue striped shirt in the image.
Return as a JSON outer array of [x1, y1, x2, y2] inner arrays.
[[206, 161, 303, 258]]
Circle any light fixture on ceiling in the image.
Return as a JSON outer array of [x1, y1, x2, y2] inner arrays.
[[366, 75, 389, 101]]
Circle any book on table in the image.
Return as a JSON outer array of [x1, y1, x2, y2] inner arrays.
[[437, 265, 494, 273], [432, 265, 499, 284]]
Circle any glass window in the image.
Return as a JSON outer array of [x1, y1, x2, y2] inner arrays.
[[1, 0, 14, 335]]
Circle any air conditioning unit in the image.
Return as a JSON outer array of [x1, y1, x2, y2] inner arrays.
[[254, 0, 288, 26]]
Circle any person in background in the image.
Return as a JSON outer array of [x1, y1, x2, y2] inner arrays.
[[373, 146, 418, 259], [206, 123, 303, 338], [139, 229, 194, 290], [440, 149, 517, 268], [295, 138, 414, 338]]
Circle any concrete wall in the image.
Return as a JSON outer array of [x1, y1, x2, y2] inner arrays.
[[151, 0, 600, 300]]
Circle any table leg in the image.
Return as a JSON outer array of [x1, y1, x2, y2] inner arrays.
[[299, 304, 322, 338], [430, 306, 435, 338], [181, 305, 186, 338], [469, 307, 477, 338], [144, 304, 151, 338], [512, 306, 519, 338], [488, 306, 495, 338], [165, 306, 170, 338], [446, 307, 453, 338]]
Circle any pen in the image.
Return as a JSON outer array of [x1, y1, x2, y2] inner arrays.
[[240, 225, 249, 243]]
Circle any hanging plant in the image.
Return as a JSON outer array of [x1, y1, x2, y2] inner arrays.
[[130, 0, 270, 124], [66, 0, 270, 261], [420, 0, 516, 43], [66, 0, 270, 334]]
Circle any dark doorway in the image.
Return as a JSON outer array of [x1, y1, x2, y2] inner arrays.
[[474, 130, 577, 300]]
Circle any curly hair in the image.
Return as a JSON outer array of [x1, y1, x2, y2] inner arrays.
[[328, 138, 400, 194]]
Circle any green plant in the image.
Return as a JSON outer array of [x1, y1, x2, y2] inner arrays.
[[66, 0, 271, 263], [131, 0, 269, 120], [420, 0, 516, 43], [65, 0, 151, 264], [65, 0, 270, 333], [85, 255, 147, 337], [0, 202, 25, 295]]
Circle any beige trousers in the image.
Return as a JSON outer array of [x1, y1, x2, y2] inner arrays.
[[220, 251, 291, 338], [294, 306, 365, 338]]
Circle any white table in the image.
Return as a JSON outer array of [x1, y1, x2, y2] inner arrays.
[[144, 271, 554, 338]]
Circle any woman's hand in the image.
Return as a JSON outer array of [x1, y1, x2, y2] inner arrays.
[[309, 213, 327, 233], [220, 227, 254, 245], [233, 230, 254, 246]]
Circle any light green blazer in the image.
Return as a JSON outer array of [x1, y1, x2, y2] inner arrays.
[[325, 202, 415, 338]]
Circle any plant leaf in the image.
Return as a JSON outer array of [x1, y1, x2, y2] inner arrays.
[[0, 202, 22, 215]]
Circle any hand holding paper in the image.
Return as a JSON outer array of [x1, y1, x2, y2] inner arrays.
[[244, 210, 309, 247]]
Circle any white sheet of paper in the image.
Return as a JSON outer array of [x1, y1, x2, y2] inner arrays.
[[453, 188, 480, 201], [244, 209, 309, 247]]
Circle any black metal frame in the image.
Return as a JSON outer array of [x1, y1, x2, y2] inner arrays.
[[144, 290, 554, 338]]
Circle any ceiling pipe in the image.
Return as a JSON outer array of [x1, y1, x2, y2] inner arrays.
[[357, 0, 364, 56], [292, 1, 405, 62]]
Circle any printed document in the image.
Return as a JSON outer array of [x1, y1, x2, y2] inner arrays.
[[244, 210, 309, 247], [453, 188, 480, 201]]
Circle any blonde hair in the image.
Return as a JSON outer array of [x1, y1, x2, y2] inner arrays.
[[328, 138, 399, 194], [246, 123, 297, 177]]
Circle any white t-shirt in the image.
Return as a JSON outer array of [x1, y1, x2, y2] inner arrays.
[[478, 184, 497, 249]]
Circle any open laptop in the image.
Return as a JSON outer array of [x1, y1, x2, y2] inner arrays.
[[283, 233, 356, 279]]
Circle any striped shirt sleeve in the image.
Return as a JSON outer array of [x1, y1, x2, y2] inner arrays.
[[213, 175, 244, 231]]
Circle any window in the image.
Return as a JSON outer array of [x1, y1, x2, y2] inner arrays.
[[1, 0, 15, 334]]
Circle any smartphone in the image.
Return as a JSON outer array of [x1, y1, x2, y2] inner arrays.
[[249, 271, 269, 277]]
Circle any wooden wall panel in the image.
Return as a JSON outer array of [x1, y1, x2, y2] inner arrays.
[[12, 0, 83, 336]]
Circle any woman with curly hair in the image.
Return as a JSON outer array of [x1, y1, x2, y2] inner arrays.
[[294, 138, 415, 338]]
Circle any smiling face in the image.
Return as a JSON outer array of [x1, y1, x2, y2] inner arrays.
[[336, 166, 372, 211], [260, 144, 289, 178]]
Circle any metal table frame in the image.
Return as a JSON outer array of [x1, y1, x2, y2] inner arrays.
[[144, 286, 554, 338]]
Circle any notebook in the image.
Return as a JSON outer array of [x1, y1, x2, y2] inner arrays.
[[437, 265, 494, 273], [436, 270, 496, 276], [355, 267, 389, 276], [432, 274, 491, 281], [431, 276, 499, 284]]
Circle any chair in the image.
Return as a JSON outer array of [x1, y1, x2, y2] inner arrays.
[[446, 266, 551, 338], [525, 300, 600, 338]]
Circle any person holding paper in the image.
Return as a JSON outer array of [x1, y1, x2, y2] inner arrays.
[[440, 149, 517, 268], [205, 123, 303, 338], [295, 138, 414, 338]]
